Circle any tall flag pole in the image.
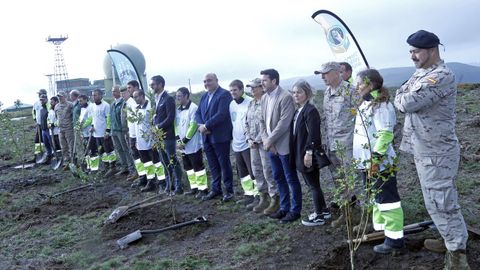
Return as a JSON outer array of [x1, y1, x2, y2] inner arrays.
[[311, 10, 369, 80]]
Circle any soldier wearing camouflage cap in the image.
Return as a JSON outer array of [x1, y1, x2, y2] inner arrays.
[[395, 30, 470, 269], [314, 61, 356, 226]]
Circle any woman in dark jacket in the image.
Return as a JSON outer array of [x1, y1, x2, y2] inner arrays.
[[290, 80, 331, 226]]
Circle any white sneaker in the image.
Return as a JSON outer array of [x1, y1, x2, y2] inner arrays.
[[301, 212, 325, 226]]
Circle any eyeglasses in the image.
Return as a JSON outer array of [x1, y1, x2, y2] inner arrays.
[[203, 79, 213, 83]]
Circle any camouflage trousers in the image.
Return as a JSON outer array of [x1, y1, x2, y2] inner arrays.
[[59, 128, 74, 163], [414, 154, 468, 251], [250, 145, 278, 197]]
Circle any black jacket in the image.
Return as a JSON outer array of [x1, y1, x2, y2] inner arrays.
[[289, 103, 324, 173], [153, 91, 176, 140]]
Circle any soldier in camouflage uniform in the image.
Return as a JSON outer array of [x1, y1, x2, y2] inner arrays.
[[245, 78, 279, 215], [55, 91, 74, 168], [395, 30, 470, 270], [314, 62, 356, 226]]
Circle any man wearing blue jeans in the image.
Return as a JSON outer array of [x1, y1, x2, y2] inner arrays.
[[149, 75, 184, 194], [260, 69, 302, 223]]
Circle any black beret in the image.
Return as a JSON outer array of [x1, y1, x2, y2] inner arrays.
[[407, 30, 441, 49]]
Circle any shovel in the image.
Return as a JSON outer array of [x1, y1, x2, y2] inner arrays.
[[36, 125, 46, 164], [69, 129, 78, 175], [105, 195, 169, 224], [117, 216, 208, 249], [50, 127, 62, 170], [38, 183, 93, 201], [348, 220, 435, 244], [70, 131, 93, 177]]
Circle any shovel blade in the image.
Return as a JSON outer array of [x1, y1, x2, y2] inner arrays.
[[69, 163, 79, 177], [105, 206, 129, 224], [51, 158, 62, 170], [117, 230, 142, 249], [36, 153, 46, 164]]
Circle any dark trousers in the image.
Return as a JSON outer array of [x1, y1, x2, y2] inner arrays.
[[138, 149, 153, 164], [157, 139, 184, 192], [89, 137, 114, 156], [41, 130, 53, 155], [359, 170, 401, 204], [129, 137, 140, 160], [204, 140, 233, 194], [234, 149, 255, 179], [301, 169, 328, 214], [269, 152, 302, 215], [181, 149, 205, 172], [35, 125, 43, 143]]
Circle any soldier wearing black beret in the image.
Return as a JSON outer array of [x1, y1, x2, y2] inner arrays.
[[395, 30, 471, 269]]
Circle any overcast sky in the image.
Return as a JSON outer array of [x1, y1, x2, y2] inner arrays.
[[1, 0, 479, 107]]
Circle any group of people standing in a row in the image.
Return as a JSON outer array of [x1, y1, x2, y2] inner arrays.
[[31, 29, 469, 269]]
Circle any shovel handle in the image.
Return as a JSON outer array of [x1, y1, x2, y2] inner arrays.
[[126, 198, 170, 213], [52, 183, 93, 198], [141, 216, 208, 234], [127, 194, 162, 209]]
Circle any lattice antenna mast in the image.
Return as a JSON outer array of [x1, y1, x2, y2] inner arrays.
[[45, 74, 55, 97], [46, 35, 69, 95]]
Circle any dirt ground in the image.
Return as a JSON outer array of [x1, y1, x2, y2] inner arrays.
[[1, 88, 479, 270]]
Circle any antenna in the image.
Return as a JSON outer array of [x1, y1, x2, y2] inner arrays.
[[46, 35, 69, 95]]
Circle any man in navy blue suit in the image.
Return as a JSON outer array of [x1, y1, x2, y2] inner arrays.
[[148, 75, 184, 194], [195, 73, 234, 202]]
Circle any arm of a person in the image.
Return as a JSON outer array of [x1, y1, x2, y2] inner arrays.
[[372, 105, 395, 161], [195, 96, 205, 125], [395, 73, 454, 113], [266, 94, 294, 146], [204, 91, 232, 131], [304, 106, 322, 151], [156, 97, 176, 130]]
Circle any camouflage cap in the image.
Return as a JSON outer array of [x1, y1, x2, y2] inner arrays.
[[37, 89, 47, 94], [246, 78, 262, 88], [57, 91, 66, 97], [120, 86, 128, 92], [314, 62, 341, 74], [407, 30, 441, 49]]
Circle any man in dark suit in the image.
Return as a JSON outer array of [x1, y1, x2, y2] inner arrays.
[[148, 75, 184, 194], [195, 73, 234, 202]]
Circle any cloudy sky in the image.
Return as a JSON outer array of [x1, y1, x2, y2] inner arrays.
[[1, 0, 479, 107]]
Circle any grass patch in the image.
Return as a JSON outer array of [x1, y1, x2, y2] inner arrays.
[[61, 250, 98, 268], [233, 229, 290, 260], [0, 191, 11, 207], [118, 256, 210, 270], [217, 201, 243, 213], [400, 187, 428, 224], [89, 256, 127, 270], [233, 221, 277, 241]]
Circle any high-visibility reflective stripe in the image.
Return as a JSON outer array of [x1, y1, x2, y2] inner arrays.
[[145, 162, 155, 179], [384, 229, 404, 239], [186, 170, 194, 176], [373, 222, 385, 231], [195, 169, 206, 176], [196, 171, 208, 190], [240, 175, 255, 196], [90, 156, 100, 171], [377, 201, 401, 211], [144, 161, 153, 167]]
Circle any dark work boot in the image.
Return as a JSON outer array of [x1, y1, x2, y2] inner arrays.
[[140, 179, 157, 192], [131, 175, 147, 188]]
